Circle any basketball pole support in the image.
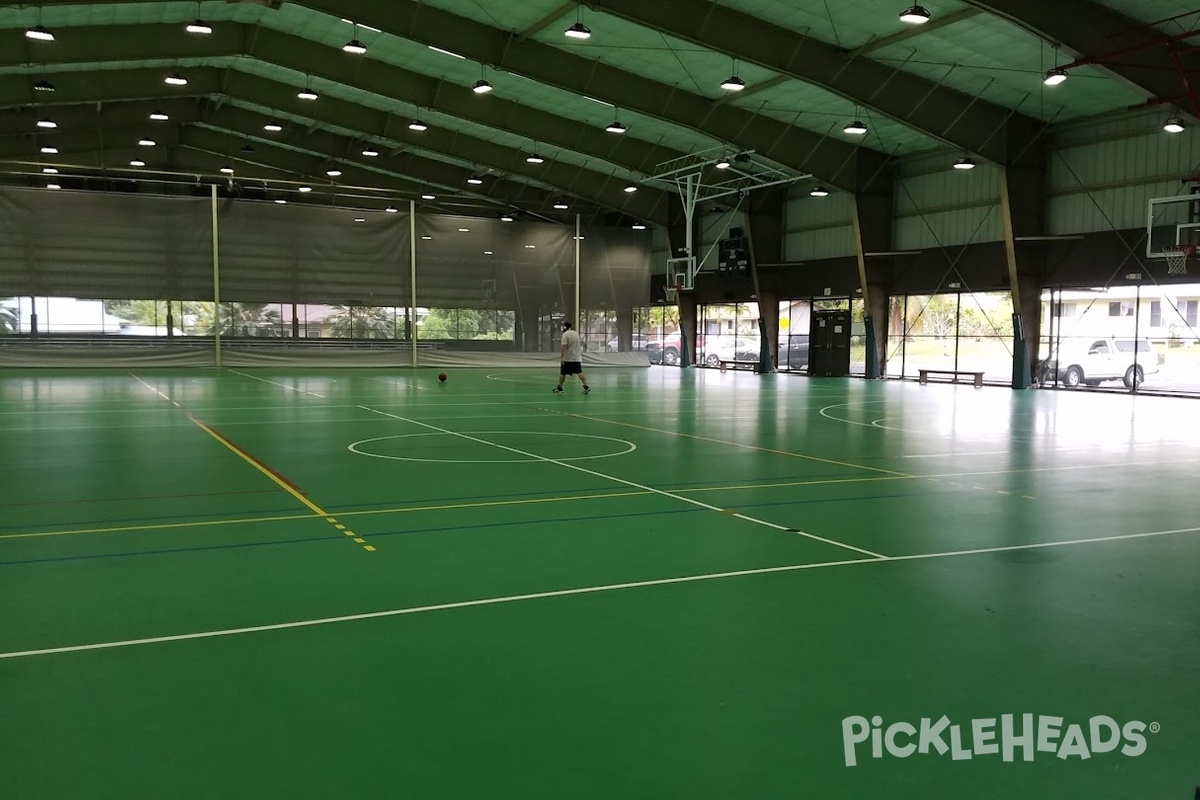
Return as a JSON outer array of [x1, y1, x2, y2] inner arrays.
[[850, 200, 880, 379], [999, 167, 1031, 389], [211, 183, 221, 368], [410, 199, 418, 369]]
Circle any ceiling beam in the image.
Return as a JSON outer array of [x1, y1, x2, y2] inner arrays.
[[0, 23, 685, 181], [585, 0, 1039, 163], [289, 0, 891, 192], [965, 0, 1199, 116]]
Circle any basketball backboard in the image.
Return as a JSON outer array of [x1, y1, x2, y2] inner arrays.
[[1147, 194, 1200, 258]]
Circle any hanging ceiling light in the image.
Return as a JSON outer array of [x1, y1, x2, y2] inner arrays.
[[165, 73, 188, 86], [720, 75, 746, 92], [34, 79, 55, 92], [467, 176, 484, 185], [149, 111, 170, 121], [631, 222, 647, 230], [553, 201, 569, 210], [36, 118, 57, 129], [264, 122, 283, 132], [130, 159, 146, 167], [40, 146, 58, 154], [500, 213, 514, 222], [844, 119, 868, 135], [605, 120, 627, 134], [186, 5, 212, 35], [138, 138, 156, 147], [220, 165, 234, 174], [42, 167, 58, 174], [953, 155, 977, 170], [624, 185, 638, 193], [1164, 117, 1186, 134], [25, 25, 54, 42], [298, 186, 313, 193], [297, 87, 319, 101], [385, 206, 399, 213], [899, 5, 931, 24], [810, 186, 830, 197], [715, 157, 731, 169], [274, 199, 288, 205], [526, 152, 545, 164], [1043, 67, 1068, 87], [472, 78, 493, 94], [343, 24, 367, 54], [326, 168, 342, 177], [408, 119, 428, 132], [361, 146, 380, 157], [421, 193, 436, 200], [46, 182, 61, 190], [565, 22, 592, 40], [354, 217, 366, 223]]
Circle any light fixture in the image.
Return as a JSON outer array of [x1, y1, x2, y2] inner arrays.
[[275, 199, 288, 205], [810, 186, 830, 197], [899, 5, 931, 24], [40, 146, 59, 155], [605, 120, 627, 134], [264, 122, 283, 133], [421, 193, 436, 200], [149, 111, 170, 121], [467, 176, 484, 185], [484, 250, 494, 255], [326, 168, 343, 177], [720, 75, 746, 91], [844, 119, 868, 135], [1164, 117, 1186, 134], [343, 24, 367, 54], [361, 147, 380, 157], [421, 235, 433, 240], [165, 73, 188, 86], [220, 165, 234, 175], [36, 118, 57, 129], [385, 206, 399, 213], [298, 88, 319, 101], [25, 25, 54, 42], [565, 22, 592, 40], [42, 167, 58, 174], [500, 213, 514, 222], [632, 222, 647, 230], [130, 159, 146, 167], [1043, 68, 1068, 87], [526, 152, 545, 164], [953, 155, 977, 170], [624, 185, 638, 193], [458, 228, 470, 232], [408, 119, 428, 132], [354, 217, 366, 223], [715, 158, 731, 169], [46, 183, 61, 190], [472, 78, 493, 94], [186, 21, 213, 35], [34, 79, 55, 92], [298, 185, 313, 193], [138, 139, 156, 147], [524, 244, 536, 249], [553, 201, 569, 210]]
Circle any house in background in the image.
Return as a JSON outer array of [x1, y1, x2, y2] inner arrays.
[[1042, 285, 1200, 345]]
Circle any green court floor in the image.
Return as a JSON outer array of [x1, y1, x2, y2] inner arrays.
[[0, 367, 1196, 799]]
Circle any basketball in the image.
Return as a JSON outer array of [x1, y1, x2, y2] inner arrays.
[[438, 372, 447, 382]]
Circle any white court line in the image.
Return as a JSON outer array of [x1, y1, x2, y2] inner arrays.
[[2, 524, 1196, 661], [359, 405, 886, 560], [226, 369, 326, 398]]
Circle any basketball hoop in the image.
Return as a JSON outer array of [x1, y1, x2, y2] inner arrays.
[[1166, 244, 1194, 275], [664, 284, 683, 303]]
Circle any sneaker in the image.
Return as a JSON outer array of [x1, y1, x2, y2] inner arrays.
[[582, 386, 591, 394], [552, 387, 564, 393]]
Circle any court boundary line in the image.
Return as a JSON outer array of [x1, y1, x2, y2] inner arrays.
[[2, 524, 1195, 661], [359, 405, 886, 560], [224, 369, 328, 399]]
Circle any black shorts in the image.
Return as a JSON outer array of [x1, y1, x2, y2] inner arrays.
[[560, 361, 583, 375]]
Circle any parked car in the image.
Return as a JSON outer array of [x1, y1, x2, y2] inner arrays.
[[700, 335, 760, 367], [777, 334, 810, 371], [605, 334, 653, 352], [1038, 337, 1162, 388]]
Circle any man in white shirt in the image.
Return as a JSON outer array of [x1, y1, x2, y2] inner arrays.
[[553, 320, 590, 394]]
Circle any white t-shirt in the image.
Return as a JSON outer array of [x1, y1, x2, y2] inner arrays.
[[561, 328, 583, 361]]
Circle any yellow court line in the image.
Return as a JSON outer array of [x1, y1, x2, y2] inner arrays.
[[189, 418, 328, 518], [1, 475, 914, 543], [541, 409, 914, 478]]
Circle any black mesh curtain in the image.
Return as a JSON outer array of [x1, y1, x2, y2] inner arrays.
[[0, 186, 213, 300], [216, 200, 410, 305]]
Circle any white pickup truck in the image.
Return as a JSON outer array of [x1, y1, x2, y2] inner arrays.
[[1039, 337, 1162, 388]]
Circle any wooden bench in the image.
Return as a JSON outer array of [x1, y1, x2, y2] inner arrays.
[[719, 359, 759, 373], [918, 369, 984, 388]]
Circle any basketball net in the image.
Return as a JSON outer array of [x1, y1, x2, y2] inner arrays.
[[1166, 244, 1193, 275]]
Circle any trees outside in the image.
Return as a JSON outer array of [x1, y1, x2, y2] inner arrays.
[[0, 300, 17, 333], [420, 308, 481, 339], [326, 305, 396, 339], [196, 303, 283, 337]]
